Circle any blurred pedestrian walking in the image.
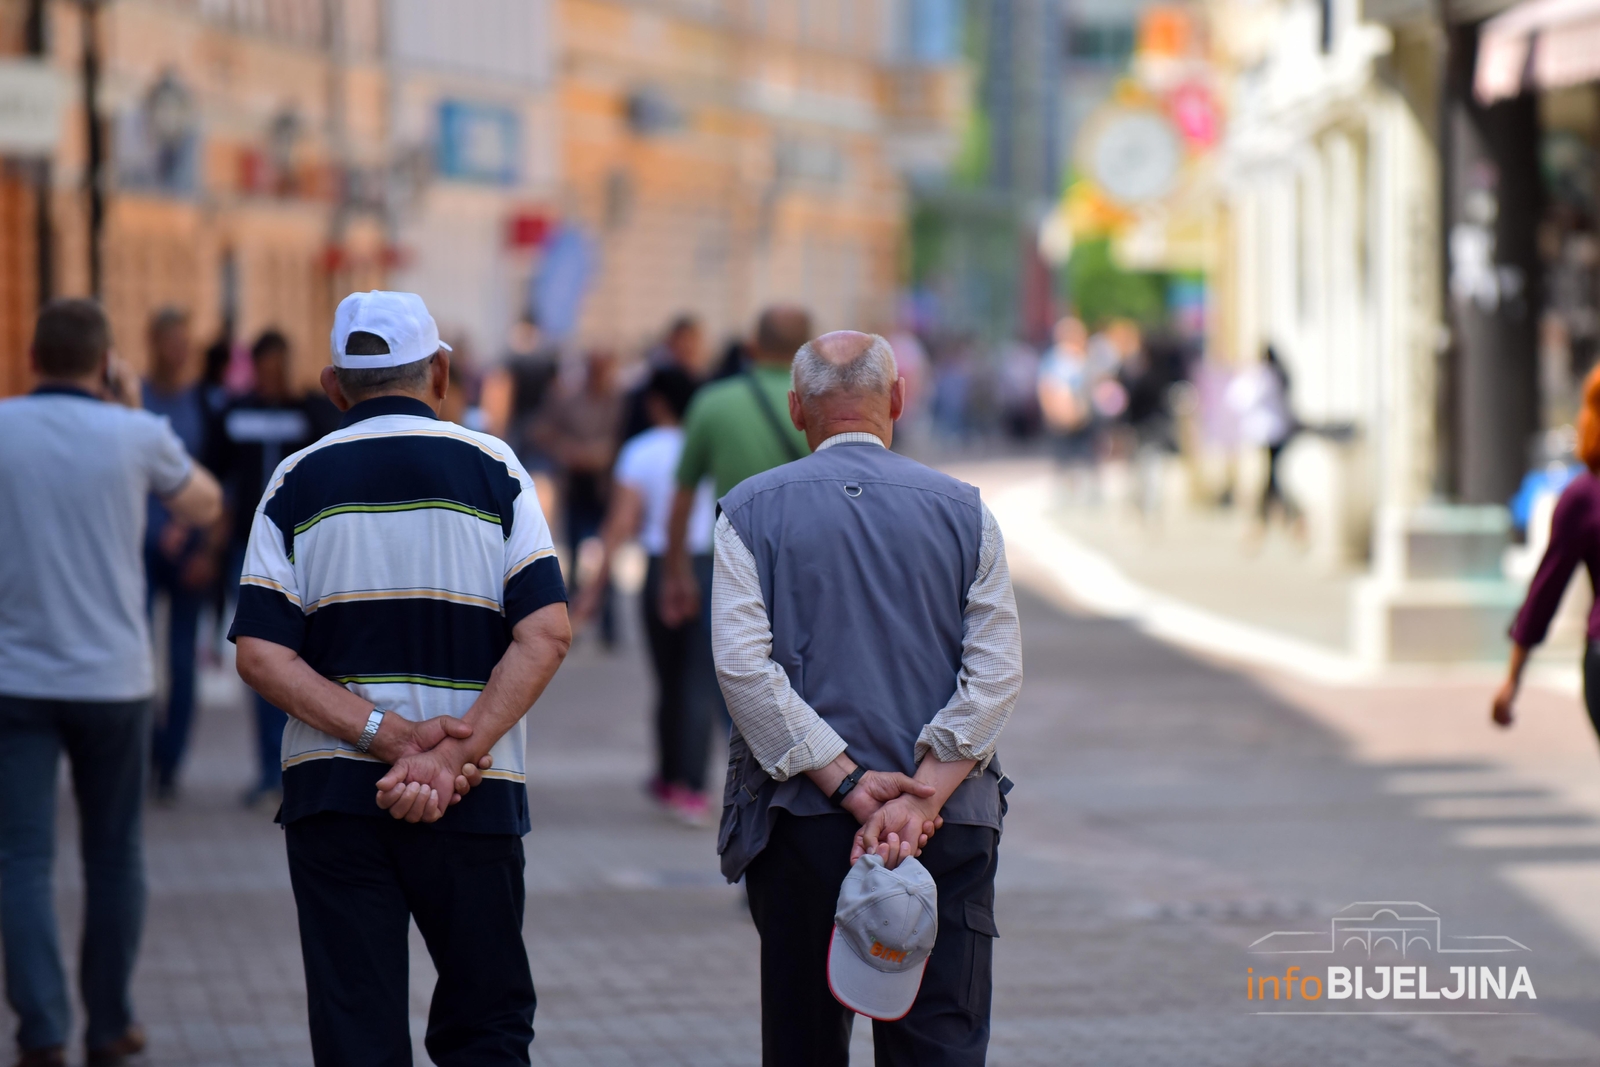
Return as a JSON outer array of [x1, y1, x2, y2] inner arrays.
[[207, 330, 328, 809], [0, 299, 222, 1067], [660, 306, 812, 627], [574, 368, 721, 823], [1226, 344, 1301, 540], [141, 308, 224, 802], [540, 348, 624, 647], [232, 291, 571, 1067], [1038, 317, 1097, 503], [621, 313, 708, 442], [1496, 363, 1600, 735], [713, 331, 1021, 1066]]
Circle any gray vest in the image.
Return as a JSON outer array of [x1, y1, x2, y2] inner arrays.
[[716, 441, 1006, 882]]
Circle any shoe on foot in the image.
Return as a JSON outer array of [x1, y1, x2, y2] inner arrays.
[[86, 1024, 145, 1066], [666, 786, 711, 827], [12, 1047, 64, 1067]]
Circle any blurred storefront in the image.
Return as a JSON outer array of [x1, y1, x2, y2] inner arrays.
[[384, 0, 559, 359], [557, 0, 966, 348], [0, 0, 390, 394], [1475, 0, 1600, 449]]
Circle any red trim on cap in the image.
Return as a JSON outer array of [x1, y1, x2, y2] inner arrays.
[[826, 926, 927, 1023]]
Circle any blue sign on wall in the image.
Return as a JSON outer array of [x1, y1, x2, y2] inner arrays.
[[437, 100, 519, 185]]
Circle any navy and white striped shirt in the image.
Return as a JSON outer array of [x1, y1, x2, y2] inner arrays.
[[228, 395, 567, 834]]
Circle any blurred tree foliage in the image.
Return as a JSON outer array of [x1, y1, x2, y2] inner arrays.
[[1065, 237, 1169, 328]]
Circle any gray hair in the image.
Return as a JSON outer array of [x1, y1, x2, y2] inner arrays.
[[791, 333, 897, 403], [335, 354, 435, 402]]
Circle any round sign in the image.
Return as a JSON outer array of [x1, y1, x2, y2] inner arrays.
[[1085, 109, 1182, 206]]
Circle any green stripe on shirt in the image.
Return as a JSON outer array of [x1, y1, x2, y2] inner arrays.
[[294, 499, 502, 536], [334, 674, 487, 691]]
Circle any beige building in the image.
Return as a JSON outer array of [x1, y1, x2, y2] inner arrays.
[[0, 0, 962, 393], [1, 0, 389, 393], [557, 0, 963, 348]]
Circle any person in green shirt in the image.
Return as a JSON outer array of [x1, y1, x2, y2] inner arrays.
[[660, 306, 813, 625]]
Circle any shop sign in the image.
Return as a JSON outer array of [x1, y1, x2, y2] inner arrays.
[[0, 60, 65, 156], [437, 100, 519, 186]]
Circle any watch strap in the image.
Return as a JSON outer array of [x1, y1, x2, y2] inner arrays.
[[829, 764, 867, 807], [356, 708, 385, 754]]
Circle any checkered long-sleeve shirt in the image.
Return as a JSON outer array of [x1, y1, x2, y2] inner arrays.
[[710, 434, 1022, 782]]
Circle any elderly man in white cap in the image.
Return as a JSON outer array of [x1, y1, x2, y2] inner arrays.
[[233, 291, 572, 1066], [713, 330, 1022, 1066]]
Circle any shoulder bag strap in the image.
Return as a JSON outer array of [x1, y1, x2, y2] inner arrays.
[[743, 370, 803, 463]]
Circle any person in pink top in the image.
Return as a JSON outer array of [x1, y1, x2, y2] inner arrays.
[[1496, 365, 1600, 735]]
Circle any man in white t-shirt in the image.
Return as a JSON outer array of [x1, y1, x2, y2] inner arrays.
[[0, 299, 222, 1067], [575, 367, 720, 824]]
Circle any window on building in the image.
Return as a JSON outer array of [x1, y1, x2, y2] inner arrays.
[[1066, 21, 1135, 67]]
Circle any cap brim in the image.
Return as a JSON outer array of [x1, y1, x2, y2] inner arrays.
[[827, 926, 927, 1022]]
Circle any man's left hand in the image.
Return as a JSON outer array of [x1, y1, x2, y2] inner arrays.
[[852, 794, 943, 869], [374, 741, 493, 823]]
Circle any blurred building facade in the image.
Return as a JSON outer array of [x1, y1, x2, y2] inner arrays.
[[1, 0, 391, 392], [0, 0, 966, 393], [557, 0, 966, 348]]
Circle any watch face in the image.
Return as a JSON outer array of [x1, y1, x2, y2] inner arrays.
[[1085, 109, 1182, 205]]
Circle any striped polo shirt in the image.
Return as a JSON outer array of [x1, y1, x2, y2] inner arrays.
[[228, 395, 566, 834]]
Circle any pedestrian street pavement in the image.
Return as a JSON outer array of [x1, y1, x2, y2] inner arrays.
[[11, 577, 1600, 1065]]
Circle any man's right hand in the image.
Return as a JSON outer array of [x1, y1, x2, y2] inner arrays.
[[840, 772, 941, 862], [659, 565, 700, 627], [367, 712, 473, 765]]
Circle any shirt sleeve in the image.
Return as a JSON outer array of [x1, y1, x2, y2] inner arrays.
[[503, 457, 568, 626], [711, 513, 847, 780], [675, 395, 714, 490], [1510, 485, 1588, 648], [227, 463, 305, 650], [915, 502, 1023, 774], [141, 411, 196, 498]]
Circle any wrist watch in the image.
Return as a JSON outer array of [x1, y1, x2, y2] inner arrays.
[[829, 764, 867, 807], [355, 708, 386, 754]]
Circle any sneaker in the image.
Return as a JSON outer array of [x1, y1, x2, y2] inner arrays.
[[86, 1024, 145, 1066], [666, 786, 711, 828]]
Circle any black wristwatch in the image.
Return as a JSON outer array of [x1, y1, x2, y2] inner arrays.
[[830, 764, 867, 807]]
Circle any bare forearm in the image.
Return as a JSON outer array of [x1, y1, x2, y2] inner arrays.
[[805, 752, 859, 798], [1505, 643, 1530, 688], [236, 637, 373, 745], [663, 487, 695, 571], [454, 604, 572, 763], [916, 754, 978, 814]]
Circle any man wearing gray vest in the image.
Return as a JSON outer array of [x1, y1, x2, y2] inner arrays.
[[712, 331, 1022, 1066]]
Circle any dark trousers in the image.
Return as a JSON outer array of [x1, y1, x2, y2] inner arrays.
[[566, 471, 615, 645], [744, 812, 999, 1067], [284, 813, 536, 1067], [641, 554, 723, 792], [1582, 644, 1600, 742], [146, 549, 203, 791], [0, 696, 148, 1052], [229, 541, 289, 792]]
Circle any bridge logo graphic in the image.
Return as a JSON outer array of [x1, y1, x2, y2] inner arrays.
[[1248, 901, 1531, 958]]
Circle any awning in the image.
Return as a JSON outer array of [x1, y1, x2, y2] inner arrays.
[[1475, 0, 1600, 103]]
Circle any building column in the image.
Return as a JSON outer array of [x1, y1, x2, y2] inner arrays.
[[1442, 20, 1542, 505]]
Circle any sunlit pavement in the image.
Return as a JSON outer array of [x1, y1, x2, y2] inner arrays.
[[9, 534, 1600, 1064]]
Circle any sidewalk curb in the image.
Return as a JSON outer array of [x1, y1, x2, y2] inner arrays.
[[989, 478, 1583, 696]]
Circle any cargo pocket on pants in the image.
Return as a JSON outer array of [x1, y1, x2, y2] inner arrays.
[[960, 900, 999, 1016]]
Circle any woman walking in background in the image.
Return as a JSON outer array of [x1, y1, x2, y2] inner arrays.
[[573, 368, 722, 825], [1495, 364, 1600, 738]]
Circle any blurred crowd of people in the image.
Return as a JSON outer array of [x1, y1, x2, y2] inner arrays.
[[139, 310, 341, 809]]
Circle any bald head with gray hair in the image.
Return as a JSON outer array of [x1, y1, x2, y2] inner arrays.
[[791, 331, 897, 404], [785, 331, 906, 450]]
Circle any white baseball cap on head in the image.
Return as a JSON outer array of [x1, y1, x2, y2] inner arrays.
[[827, 853, 939, 1021], [331, 290, 452, 369]]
